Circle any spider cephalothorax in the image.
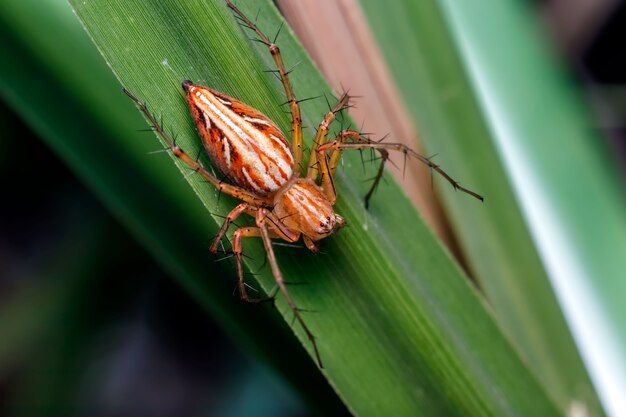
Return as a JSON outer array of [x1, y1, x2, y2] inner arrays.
[[124, 0, 482, 368]]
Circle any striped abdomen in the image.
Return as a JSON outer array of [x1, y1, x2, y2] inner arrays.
[[183, 80, 294, 195]]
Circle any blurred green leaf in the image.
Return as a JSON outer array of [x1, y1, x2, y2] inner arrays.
[[359, 0, 622, 414]]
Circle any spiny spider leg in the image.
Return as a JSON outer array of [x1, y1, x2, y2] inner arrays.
[[209, 203, 257, 254], [306, 92, 351, 182], [226, 1, 304, 172], [210, 202, 299, 254], [123, 88, 270, 206], [255, 208, 323, 368], [230, 226, 275, 304], [317, 132, 485, 207]]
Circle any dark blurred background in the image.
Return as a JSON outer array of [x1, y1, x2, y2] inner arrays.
[[539, 0, 626, 172], [0, 1, 624, 416]]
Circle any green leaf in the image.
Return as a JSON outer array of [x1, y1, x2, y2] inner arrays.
[[358, 0, 619, 414], [3, 0, 563, 415]]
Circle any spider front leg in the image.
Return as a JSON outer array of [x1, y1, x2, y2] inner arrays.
[[317, 130, 484, 207], [306, 92, 351, 181], [210, 202, 299, 254], [211, 203, 299, 299], [254, 208, 323, 368], [226, 1, 304, 171], [315, 130, 387, 207], [209, 203, 258, 254], [230, 226, 275, 304]]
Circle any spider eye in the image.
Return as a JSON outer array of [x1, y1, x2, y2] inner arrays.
[[319, 222, 325, 228]]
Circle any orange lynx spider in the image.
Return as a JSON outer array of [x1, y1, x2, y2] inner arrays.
[[123, 1, 482, 368]]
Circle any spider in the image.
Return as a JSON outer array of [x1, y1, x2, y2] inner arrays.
[[123, 0, 482, 368]]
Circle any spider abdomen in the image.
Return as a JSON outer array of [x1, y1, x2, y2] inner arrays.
[[183, 81, 294, 195]]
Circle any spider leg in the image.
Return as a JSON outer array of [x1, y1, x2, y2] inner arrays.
[[209, 203, 257, 253], [231, 226, 274, 304], [255, 208, 323, 368], [318, 130, 484, 207], [123, 88, 271, 206], [210, 201, 299, 248], [306, 92, 351, 180], [226, 1, 304, 173], [212, 206, 316, 362]]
